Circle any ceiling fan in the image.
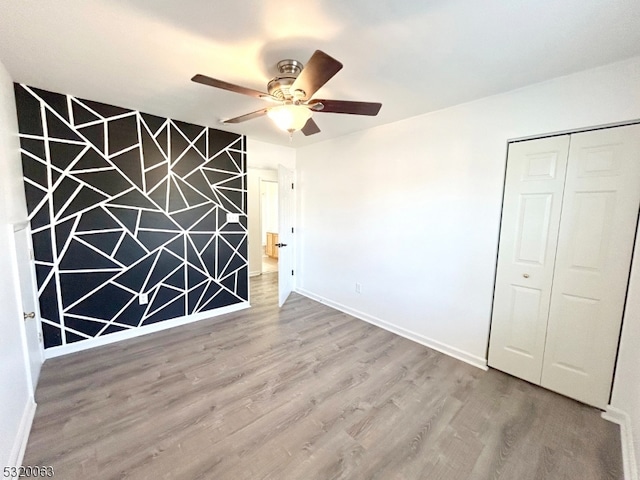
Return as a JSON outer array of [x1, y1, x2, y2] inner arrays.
[[191, 50, 382, 136]]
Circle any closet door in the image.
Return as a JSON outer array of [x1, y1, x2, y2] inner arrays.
[[541, 124, 640, 408], [488, 136, 570, 383]]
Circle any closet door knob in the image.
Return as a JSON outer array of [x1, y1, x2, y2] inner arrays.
[[523, 273, 530, 278]]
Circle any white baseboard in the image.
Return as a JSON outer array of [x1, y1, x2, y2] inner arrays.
[[8, 398, 36, 468], [603, 406, 638, 480], [295, 288, 488, 371], [45, 301, 250, 359], [249, 270, 261, 277]]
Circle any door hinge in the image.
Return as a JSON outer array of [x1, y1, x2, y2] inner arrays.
[[291, 227, 294, 233], [38, 332, 43, 343], [291, 269, 294, 276], [291, 182, 294, 189]]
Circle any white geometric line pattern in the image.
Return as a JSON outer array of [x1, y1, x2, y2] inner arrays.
[[15, 84, 248, 348]]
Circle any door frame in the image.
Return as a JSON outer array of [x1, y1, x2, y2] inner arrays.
[[508, 118, 640, 144], [259, 178, 279, 275]]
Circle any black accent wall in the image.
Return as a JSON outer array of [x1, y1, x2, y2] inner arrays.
[[15, 84, 248, 349]]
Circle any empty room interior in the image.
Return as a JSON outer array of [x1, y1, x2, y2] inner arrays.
[[1, 1, 640, 479]]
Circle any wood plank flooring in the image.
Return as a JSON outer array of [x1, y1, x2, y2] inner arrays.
[[23, 273, 622, 479]]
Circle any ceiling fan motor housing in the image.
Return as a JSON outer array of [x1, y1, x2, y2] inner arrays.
[[268, 59, 305, 100], [267, 76, 295, 100]]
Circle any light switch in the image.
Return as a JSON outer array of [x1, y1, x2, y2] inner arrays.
[[227, 213, 240, 223]]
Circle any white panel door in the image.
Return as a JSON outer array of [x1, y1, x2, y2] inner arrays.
[[488, 136, 570, 383], [277, 165, 295, 307], [541, 124, 640, 408], [14, 225, 44, 391]]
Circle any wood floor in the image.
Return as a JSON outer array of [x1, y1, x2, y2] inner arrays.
[[261, 252, 278, 273], [24, 273, 622, 479]]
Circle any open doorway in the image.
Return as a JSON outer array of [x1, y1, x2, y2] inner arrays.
[[261, 179, 278, 274], [247, 164, 295, 306]]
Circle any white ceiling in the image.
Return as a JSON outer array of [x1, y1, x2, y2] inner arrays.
[[1, 0, 640, 148]]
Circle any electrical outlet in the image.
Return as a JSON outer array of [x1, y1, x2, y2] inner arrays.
[[355, 283, 362, 294], [139, 293, 149, 305]]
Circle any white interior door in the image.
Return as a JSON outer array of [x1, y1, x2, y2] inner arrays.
[[277, 165, 295, 307], [541, 124, 640, 408], [488, 136, 570, 383], [14, 225, 44, 391]]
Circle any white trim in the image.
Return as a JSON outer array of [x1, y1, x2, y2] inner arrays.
[[602, 406, 638, 480], [295, 288, 488, 371], [249, 270, 262, 277], [509, 118, 640, 143], [45, 301, 250, 359], [8, 398, 36, 468]]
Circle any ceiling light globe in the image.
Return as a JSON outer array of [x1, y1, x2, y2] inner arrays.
[[267, 105, 312, 133]]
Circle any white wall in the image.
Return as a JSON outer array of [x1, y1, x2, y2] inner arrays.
[[0, 59, 35, 466], [261, 180, 278, 240], [296, 55, 640, 462], [246, 138, 295, 170], [0, 74, 27, 224], [260, 178, 278, 238], [246, 139, 295, 277]]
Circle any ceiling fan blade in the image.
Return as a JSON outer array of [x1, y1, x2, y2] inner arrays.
[[222, 108, 269, 124], [192, 74, 269, 99], [291, 50, 343, 100], [308, 99, 382, 116], [301, 118, 321, 136]]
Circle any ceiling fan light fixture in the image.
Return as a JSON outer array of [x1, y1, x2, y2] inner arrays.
[[192, 49, 381, 137], [267, 104, 312, 133]]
